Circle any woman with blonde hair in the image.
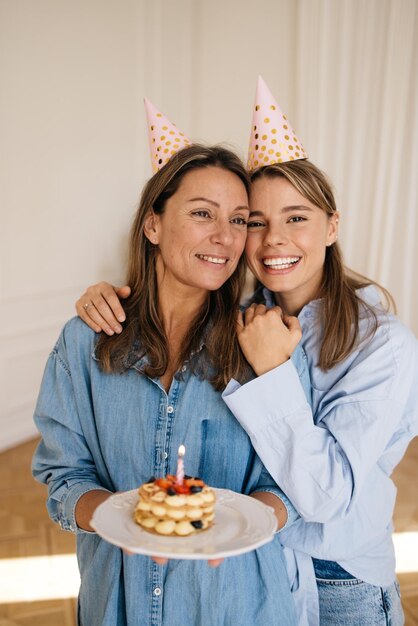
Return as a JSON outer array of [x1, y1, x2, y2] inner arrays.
[[223, 79, 417, 625], [227, 154, 414, 625]]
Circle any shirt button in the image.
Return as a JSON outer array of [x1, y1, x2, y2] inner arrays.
[[167, 406, 174, 414], [181, 365, 187, 372], [163, 451, 168, 459], [153, 587, 162, 596]]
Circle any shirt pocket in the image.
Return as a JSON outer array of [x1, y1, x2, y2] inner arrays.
[[197, 417, 255, 491]]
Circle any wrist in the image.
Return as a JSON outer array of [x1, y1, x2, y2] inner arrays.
[[250, 491, 288, 530], [253, 356, 290, 377], [75, 489, 112, 532]]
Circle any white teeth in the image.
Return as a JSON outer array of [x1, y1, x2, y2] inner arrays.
[[197, 254, 227, 265], [263, 256, 299, 268]]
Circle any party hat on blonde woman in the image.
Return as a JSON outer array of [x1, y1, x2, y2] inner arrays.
[[144, 97, 191, 173], [247, 76, 307, 172]]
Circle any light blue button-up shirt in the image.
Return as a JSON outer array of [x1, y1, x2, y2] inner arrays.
[[32, 317, 302, 626], [223, 285, 418, 625]]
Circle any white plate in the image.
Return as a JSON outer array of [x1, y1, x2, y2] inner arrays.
[[90, 488, 277, 560]]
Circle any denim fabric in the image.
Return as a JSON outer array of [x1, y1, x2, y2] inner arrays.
[[312, 558, 355, 579], [313, 558, 404, 625], [32, 317, 298, 626]]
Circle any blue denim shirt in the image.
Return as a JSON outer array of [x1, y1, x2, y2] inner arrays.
[[32, 317, 306, 626]]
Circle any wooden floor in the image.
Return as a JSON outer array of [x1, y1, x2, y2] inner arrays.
[[0, 437, 417, 625]]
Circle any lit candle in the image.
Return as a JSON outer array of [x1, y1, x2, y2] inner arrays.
[[176, 444, 185, 485]]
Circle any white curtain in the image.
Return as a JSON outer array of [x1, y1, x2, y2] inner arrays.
[[295, 0, 418, 331]]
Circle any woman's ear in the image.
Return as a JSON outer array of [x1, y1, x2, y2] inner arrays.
[[144, 211, 160, 245], [327, 211, 340, 246]]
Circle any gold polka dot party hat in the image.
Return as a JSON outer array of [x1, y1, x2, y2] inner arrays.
[[144, 97, 191, 173], [247, 76, 307, 172]]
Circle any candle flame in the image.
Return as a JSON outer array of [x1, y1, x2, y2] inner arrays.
[[178, 444, 185, 457]]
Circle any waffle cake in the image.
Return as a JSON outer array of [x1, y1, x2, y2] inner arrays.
[[134, 475, 216, 536]]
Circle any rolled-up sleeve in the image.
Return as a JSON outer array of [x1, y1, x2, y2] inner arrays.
[[32, 337, 110, 534]]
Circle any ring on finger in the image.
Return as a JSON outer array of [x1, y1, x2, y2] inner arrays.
[[83, 302, 93, 311]]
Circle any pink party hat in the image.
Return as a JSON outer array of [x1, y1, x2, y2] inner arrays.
[[247, 76, 307, 172], [144, 97, 191, 173]]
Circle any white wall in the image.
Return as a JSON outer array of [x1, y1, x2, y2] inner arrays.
[[0, 0, 145, 448], [1, 0, 417, 450]]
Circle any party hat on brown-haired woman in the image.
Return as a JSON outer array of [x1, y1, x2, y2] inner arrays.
[[144, 97, 191, 173], [247, 76, 308, 172]]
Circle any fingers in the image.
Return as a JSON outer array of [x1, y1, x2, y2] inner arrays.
[[75, 282, 129, 335], [282, 314, 303, 343], [76, 297, 103, 334], [92, 282, 128, 324], [243, 303, 285, 326], [151, 556, 223, 567], [283, 314, 301, 333], [236, 303, 301, 375], [243, 303, 266, 325], [149, 556, 222, 567], [116, 285, 131, 300], [80, 300, 119, 336], [91, 290, 125, 329], [208, 558, 224, 568]]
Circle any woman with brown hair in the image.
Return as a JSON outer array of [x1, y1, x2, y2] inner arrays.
[[32, 114, 301, 624]]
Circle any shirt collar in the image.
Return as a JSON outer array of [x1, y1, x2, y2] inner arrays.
[[92, 334, 207, 372], [262, 284, 383, 319]]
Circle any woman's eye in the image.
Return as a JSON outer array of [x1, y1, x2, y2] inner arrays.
[[231, 216, 248, 226], [192, 210, 211, 218], [247, 220, 264, 229], [288, 216, 306, 223]]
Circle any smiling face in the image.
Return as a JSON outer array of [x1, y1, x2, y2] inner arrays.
[[145, 166, 249, 296], [246, 175, 339, 315]]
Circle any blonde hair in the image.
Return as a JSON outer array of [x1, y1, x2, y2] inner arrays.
[[251, 160, 395, 369], [96, 144, 251, 390]]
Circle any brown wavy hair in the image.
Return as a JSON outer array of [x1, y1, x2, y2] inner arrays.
[[250, 160, 395, 370], [95, 144, 251, 390]]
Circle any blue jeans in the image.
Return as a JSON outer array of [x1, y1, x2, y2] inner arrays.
[[313, 559, 404, 625]]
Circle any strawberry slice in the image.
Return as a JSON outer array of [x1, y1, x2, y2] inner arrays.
[[174, 484, 190, 494], [155, 478, 172, 490], [185, 478, 205, 488]]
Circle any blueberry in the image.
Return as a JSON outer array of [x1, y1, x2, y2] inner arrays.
[[167, 488, 176, 496], [190, 486, 203, 493], [146, 476, 155, 483], [191, 520, 203, 529]]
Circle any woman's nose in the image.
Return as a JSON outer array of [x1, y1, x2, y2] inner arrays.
[[263, 225, 288, 246], [210, 220, 234, 245]]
